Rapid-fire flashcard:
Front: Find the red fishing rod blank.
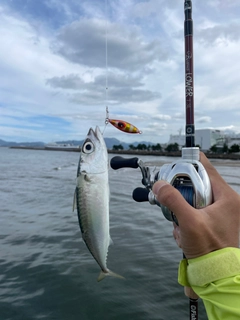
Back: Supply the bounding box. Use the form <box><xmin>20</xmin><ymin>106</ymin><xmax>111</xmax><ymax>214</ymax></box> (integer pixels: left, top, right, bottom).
<box><xmin>184</xmin><ymin>0</ymin><xmax>195</xmax><ymax>148</ymax></box>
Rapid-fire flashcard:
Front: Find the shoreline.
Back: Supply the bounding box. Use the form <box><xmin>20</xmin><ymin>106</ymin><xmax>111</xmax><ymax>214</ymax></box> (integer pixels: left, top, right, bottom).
<box><xmin>8</xmin><ymin>145</ymin><xmax>240</xmax><ymax>160</ymax></box>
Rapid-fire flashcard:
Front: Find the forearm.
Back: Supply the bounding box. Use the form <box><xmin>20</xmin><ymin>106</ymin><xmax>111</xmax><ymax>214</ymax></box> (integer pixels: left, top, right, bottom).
<box><xmin>178</xmin><ymin>248</ymin><xmax>240</xmax><ymax>320</ymax></box>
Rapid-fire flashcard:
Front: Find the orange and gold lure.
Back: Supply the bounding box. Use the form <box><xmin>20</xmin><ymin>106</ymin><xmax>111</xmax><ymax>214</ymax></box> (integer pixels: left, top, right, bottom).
<box><xmin>105</xmin><ymin>107</ymin><xmax>142</xmax><ymax>134</ymax></box>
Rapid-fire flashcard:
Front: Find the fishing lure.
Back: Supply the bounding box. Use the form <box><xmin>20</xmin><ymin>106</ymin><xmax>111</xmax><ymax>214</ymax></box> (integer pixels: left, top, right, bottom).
<box><xmin>105</xmin><ymin>107</ymin><xmax>142</xmax><ymax>134</ymax></box>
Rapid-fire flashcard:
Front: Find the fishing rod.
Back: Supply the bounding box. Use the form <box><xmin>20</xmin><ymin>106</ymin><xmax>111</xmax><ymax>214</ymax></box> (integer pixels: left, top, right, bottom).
<box><xmin>185</xmin><ymin>0</ymin><xmax>195</xmax><ymax>149</ymax></box>
<box><xmin>110</xmin><ymin>1</ymin><xmax>212</xmax><ymax>319</ymax></box>
<box><xmin>183</xmin><ymin>1</ymin><xmax>199</xmax><ymax>318</ymax></box>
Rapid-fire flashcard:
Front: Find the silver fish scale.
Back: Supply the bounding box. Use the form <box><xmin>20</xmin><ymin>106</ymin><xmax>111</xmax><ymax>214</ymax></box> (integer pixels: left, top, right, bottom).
<box><xmin>76</xmin><ymin>172</ymin><xmax>110</xmax><ymax>273</ymax></box>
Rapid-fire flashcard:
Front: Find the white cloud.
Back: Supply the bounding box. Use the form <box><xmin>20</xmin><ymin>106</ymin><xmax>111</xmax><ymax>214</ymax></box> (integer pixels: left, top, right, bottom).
<box><xmin>196</xmin><ymin>23</ymin><xmax>240</xmax><ymax>46</ymax></box>
<box><xmin>197</xmin><ymin>116</ymin><xmax>212</xmax><ymax>124</ymax></box>
<box><xmin>46</xmin><ymin>71</ymin><xmax>161</xmax><ymax>105</ymax></box>
<box><xmin>0</xmin><ymin>1</ymin><xmax>240</xmax><ymax>143</ymax></box>
<box><xmin>52</xmin><ymin>18</ymin><xmax>168</xmax><ymax>71</ymax></box>
<box><xmin>154</xmin><ymin>114</ymin><xmax>171</xmax><ymax>121</ymax></box>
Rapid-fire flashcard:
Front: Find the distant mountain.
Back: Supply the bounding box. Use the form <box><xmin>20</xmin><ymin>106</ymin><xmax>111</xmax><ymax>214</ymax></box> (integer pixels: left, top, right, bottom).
<box><xmin>0</xmin><ymin>139</ymin><xmax>15</xmax><ymax>147</ymax></box>
<box><xmin>0</xmin><ymin>139</ymin><xmax>45</xmax><ymax>147</ymax></box>
<box><xmin>0</xmin><ymin>138</ymin><xmax>154</xmax><ymax>149</ymax></box>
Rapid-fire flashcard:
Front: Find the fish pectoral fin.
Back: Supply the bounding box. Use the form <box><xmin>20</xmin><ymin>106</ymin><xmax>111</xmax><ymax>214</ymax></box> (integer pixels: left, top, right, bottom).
<box><xmin>97</xmin><ymin>269</ymin><xmax>125</xmax><ymax>282</ymax></box>
<box><xmin>73</xmin><ymin>189</ymin><xmax>77</xmax><ymax>212</ymax></box>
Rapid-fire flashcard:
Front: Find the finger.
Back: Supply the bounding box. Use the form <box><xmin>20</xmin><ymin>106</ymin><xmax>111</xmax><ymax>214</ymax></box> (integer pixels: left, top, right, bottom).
<box><xmin>200</xmin><ymin>152</ymin><xmax>221</xmax><ymax>180</ymax></box>
<box><xmin>152</xmin><ymin>181</ymin><xmax>196</xmax><ymax>224</ymax></box>
<box><xmin>173</xmin><ymin>223</ymin><xmax>182</xmax><ymax>248</ymax></box>
<box><xmin>200</xmin><ymin>152</ymin><xmax>233</xmax><ymax>199</ymax></box>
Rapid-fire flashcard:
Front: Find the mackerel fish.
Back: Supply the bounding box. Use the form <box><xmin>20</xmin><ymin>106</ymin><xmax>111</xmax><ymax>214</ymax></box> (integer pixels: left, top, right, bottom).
<box><xmin>73</xmin><ymin>126</ymin><xmax>123</xmax><ymax>281</ymax></box>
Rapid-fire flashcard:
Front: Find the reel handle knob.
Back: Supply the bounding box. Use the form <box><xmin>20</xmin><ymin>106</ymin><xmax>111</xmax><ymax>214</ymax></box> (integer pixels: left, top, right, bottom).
<box><xmin>132</xmin><ymin>187</ymin><xmax>149</xmax><ymax>202</ymax></box>
<box><xmin>110</xmin><ymin>156</ymin><xmax>139</xmax><ymax>170</ymax></box>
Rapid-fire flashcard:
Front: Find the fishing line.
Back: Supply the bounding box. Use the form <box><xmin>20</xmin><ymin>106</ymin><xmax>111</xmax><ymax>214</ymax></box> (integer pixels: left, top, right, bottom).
<box><xmin>102</xmin><ymin>0</ymin><xmax>109</xmax><ymax>136</ymax></box>
<box><xmin>101</xmin><ymin>2</ymin><xmax>141</xmax><ymax>136</ymax></box>
<box><xmin>105</xmin><ymin>0</ymin><xmax>109</xmax><ymax>110</ymax></box>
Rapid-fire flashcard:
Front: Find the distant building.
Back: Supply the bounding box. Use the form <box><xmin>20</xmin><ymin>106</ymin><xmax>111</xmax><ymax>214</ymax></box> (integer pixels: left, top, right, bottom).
<box><xmin>168</xmin><ymin>129</ymin><xmax>225</xmax><ymax>151</ymax></box>
<box><xmin>168</xmin><ymin>133</ymin><xmax>185</xmax><ymax>147</ymax></box>
<box><xmin>195</xmin><ymin>129</ymin><xmax>225</xmax><ymax>150</ymax></box>
<box><xmin>225</xmin><ymin>133</ymin><xmax>240</xmax><ymax>148</ymax></box>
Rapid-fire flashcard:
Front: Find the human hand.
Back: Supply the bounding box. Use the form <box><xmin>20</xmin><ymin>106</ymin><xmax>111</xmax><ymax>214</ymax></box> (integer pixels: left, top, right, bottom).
<box><xmin>152</xmin><ymin>152</ymin><xmax>240</xmax><ymax>259</ymax></box>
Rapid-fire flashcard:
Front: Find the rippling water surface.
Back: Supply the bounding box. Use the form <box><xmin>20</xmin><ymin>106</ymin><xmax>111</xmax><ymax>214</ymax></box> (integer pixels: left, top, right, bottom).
<box><xmin>1</xmin><ymin>148</ymin><xmax>239</xmax><ymax>320</ymax></box>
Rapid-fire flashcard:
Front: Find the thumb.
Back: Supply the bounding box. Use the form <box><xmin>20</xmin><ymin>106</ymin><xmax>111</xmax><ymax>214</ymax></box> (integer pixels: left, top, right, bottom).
<box><xmin>152</xmin><ymin>181</ymin><xmax>196</xmax><ymax>223</ymax></box>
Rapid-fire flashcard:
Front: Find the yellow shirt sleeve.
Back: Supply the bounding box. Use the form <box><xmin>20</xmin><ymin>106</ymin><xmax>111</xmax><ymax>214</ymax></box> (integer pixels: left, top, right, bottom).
<box><xmin>178</xmin><ymin>247</ymin><xmax>240</xmax><ymax>320</ymax></box>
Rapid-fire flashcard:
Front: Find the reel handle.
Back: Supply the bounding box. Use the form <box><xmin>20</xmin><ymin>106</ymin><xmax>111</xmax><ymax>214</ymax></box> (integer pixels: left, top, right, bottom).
<box><xmin>110</xmin><ymin>156</ymin><xmax>139</xmax><ymax>170</ymax></box>
<box><xmin>132</xmin><ymin>187</ymin><xmax>149</xmax><ymax>202</ymax></box>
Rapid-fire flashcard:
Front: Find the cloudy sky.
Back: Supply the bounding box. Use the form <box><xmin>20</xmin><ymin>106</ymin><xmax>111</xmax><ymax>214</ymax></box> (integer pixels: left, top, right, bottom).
<box><xmin>1</xmin><ymin>0</ymin><xmax>240</xmax><ymax>144</ymax></box>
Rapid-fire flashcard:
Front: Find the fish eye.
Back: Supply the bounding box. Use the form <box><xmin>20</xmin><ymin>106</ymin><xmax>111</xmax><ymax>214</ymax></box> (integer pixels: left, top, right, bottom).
<box><xmin>83</xmin><ymin>141</ymin><xmax>94</xmax><ymax>154</ymax></box>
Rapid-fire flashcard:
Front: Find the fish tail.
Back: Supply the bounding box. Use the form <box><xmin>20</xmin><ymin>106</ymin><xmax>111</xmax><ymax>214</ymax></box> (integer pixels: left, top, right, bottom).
<box><xmin>97</xmin><ymin>269</ymin><xmax>125</xmax><ymax>282</ymax></box>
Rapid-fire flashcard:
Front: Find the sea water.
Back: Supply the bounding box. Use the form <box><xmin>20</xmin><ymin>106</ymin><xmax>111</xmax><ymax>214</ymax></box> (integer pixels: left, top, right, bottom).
<box><xmin>0</xmin><ymin>147</ymin><xmax>239</xmax><ymax>320</ymax></box>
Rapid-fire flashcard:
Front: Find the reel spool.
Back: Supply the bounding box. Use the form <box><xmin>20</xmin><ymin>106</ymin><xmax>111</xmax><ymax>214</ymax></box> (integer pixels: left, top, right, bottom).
<box><xmin>176</xmin><ymin>185</ymin><xmax>194</xmax><ymax>207</ymax></box>
<box><xmin>172</xmin><ymin>183</ymin><xmax>194</xmax><ymax>224</ymax></box>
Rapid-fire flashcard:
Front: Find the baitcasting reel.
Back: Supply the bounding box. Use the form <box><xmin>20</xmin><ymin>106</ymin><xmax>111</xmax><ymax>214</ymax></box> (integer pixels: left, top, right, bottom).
<box><xmin>110</xmin><ymin>147</ymin><xmax>212</xmax><ymax>224</ymax></box>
